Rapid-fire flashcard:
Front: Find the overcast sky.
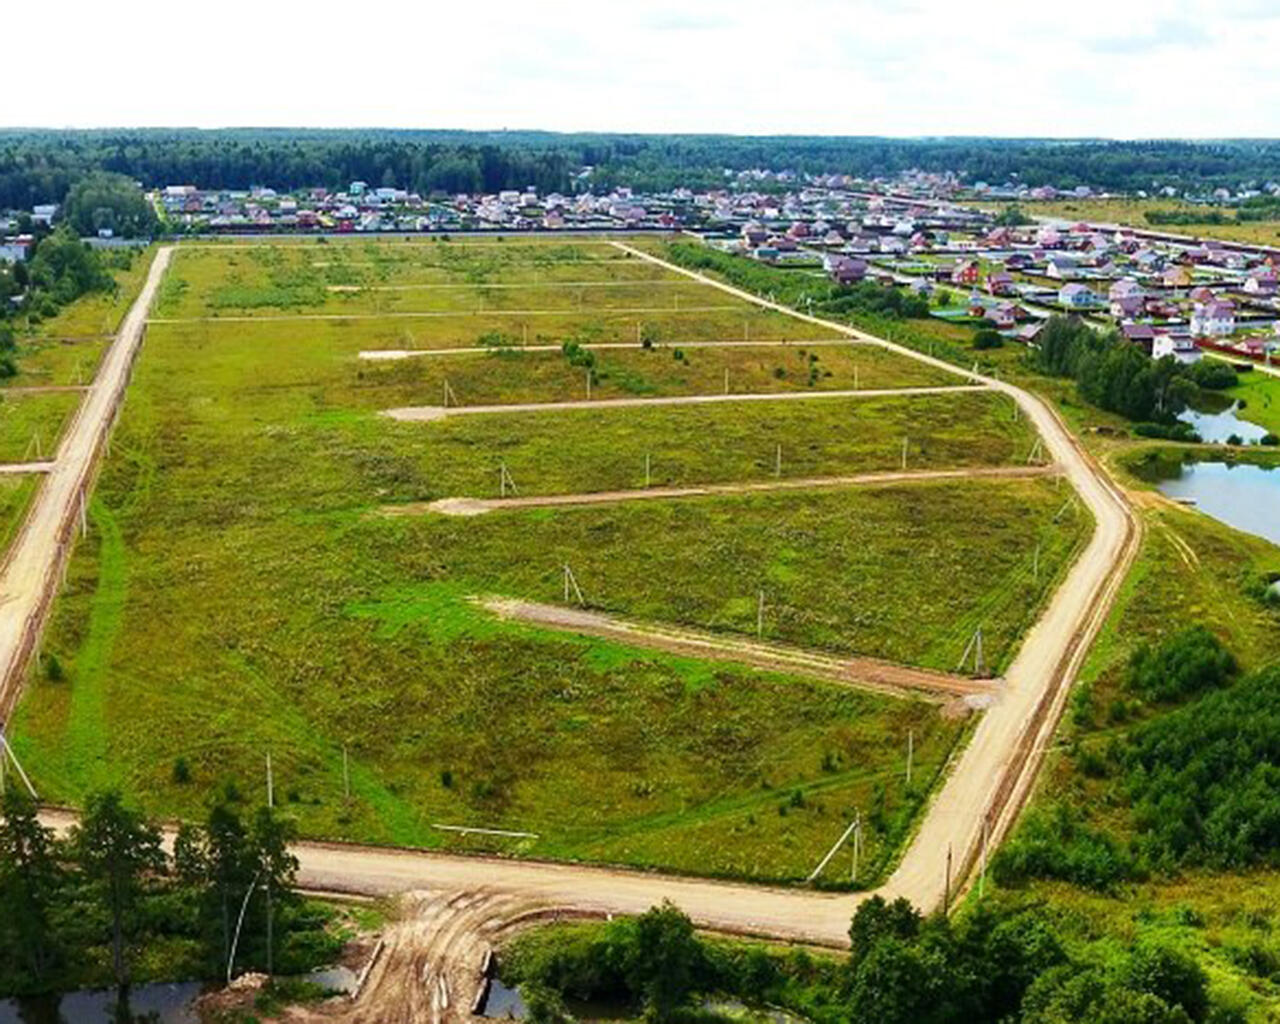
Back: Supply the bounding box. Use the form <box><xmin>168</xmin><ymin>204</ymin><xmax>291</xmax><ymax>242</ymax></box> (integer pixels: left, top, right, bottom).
<box><xmin>6</xmin><ymin>0</ymin><xmax>1278</xmax><ymax>137</ymax></box>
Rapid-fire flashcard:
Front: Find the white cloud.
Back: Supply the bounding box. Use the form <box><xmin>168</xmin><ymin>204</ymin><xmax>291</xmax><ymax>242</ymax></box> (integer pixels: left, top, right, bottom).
<box><xmin>2</xmin><ymin>0</ymin><xmax>1279</xmax><ymax>137</ymax></box>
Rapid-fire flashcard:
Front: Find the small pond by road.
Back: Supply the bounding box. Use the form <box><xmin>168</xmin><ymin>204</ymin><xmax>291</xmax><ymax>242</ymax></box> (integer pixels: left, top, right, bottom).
<box><xmin>1148</xmin><ymin>460</ymin><xmax>1280</xmax><ymax>546</ymax></box>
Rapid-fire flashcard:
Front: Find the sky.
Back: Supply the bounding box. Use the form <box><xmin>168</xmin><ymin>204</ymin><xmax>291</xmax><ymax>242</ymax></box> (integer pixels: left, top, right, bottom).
<box><xmin>6</xmin><ymin>0</ymin><xmax>1280</xmax><ymax>137</ymax></box>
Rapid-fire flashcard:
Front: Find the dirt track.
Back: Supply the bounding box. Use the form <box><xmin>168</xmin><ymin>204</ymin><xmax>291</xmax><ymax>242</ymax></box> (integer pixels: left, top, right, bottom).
<box><xmin>388</xmin><ymin>464</ymin><xmax>1058</xmax><ymax>517</ymax></box>
<box><xmin>382</xmin><ymin>383</ymin><xmax>987</xmax><ymax>422</ymax></box>
<box><xmin>0</xmin><ymin>246</ymin><xmax>172</xmax><ymax>723</ymax></box>
<box><xmin>480</xmin><ymin>597</ymin><xmax>995</xmax><ymax>701</ymax></box>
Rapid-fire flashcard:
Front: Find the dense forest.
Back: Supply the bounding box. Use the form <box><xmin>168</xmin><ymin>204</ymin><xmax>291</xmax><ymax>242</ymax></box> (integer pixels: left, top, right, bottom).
<box><xmin>5</xmin><ymin>130</ymin><xmax>1280</xmax><ymax>208</ymax></box>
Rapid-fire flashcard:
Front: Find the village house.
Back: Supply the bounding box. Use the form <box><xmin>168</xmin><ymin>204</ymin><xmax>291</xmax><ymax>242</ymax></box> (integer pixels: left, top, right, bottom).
<box><xmin>1046</xmin><ymin>256</ymin><xmax>1079</xmax><ymax>280</ymax></box>
<box><xmin>1059</xmin><ymin>283</ymin><xmax>1099</xmax><ymax>309</ymax></box>
<box><xmin>1191</xmin><ymin>298</ymin><xmax>1236</xmax><ymax>337</ymax></box>
<box><xmin>987</xmin><ymin>271</ymin><xmax>1015</xmax><ymax>296</ymax></box>
<box><xmin>825</xmin><ymin>255</ymin><xmax>868</xmax><ymax>285</ymax></box>
<box><xmin>1245</xmin><ymin>269</ymin><xmax>1278</xmax><ymax>296</ymax></box>
<box><xmin>1153</xmin><ymin>335</ymin><xmax>1203</xmax><ymax>364</ymax></box>
<box><xmin>951</xmin><ymin>259</ymin><xmax>981</xmax><ymax>285</ymax></box>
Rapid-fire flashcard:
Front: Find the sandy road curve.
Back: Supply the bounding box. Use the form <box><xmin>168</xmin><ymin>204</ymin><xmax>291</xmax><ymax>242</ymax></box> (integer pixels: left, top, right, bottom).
<box><xmin>0</xmin><ymin>246</ymin><xmax>173</xmax><ymax>723</ymax></box>
<box><xmin>387</xmin><ymin>465</ymin><xmax>1058</xmax><ymax>517</ymax></box>
<box><xmin>382</xmin><ymin>383</ymin><xmax>987</xmax><ymax>422</ymax></box>
<box><xmin>14</xmin><ymin>240</ymin><xmax>1136</xmax><ymax>959</ymax></box>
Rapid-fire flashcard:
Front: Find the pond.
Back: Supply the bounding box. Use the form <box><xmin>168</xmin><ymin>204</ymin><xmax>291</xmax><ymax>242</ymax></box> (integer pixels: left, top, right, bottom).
<box><xmin>0</xmin><ymin>966</ymin><xmax>357</xmax><ymax>1024</ymax></box>
<box><xmin>1177</xmin><ymin>400</ymin><xmax>1271</xmax><ymax>445</ymax></box>
<box><xmin>0</xmin><ymin>981</ymin><xmax>203</xmax><ymax>1024</ymax></box>
<box><xmin>1148</xmin><ymin>460</ymin><xmax>1280</xmax><ymax>546</ymax></box>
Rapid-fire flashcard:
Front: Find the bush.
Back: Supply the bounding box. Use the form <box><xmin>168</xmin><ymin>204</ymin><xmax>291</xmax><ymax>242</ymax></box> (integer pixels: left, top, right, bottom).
<box><xmin>1127</xmin><ymin>626</ymin><xmax>1237</xmax><ymax>702</ymax></box>
<box><xmin>973</xmin><ymin>329</ymin><xmax>1005</xmax><ymax>350</ymax></box>
<box><xmin>991</xmin><ymin>804</ymin><xmax>1133</xmax><ymax>891</ymax></box>
<box><xmin>1185</xmin><ymin>360</ymin><xmax>1238</xmax><ymax>390</ymax></box>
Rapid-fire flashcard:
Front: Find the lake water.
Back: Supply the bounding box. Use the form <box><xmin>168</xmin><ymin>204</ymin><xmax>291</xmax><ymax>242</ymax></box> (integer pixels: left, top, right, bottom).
<box><xmin>1151</xmin><ymin>461</ymin><xmax>1280</xmax><ymax>545</ymax></box>
<box><xmin>1177</xmin><ymin>401</ymin><xmax>1271</xmax><ymax>444</ymax></box>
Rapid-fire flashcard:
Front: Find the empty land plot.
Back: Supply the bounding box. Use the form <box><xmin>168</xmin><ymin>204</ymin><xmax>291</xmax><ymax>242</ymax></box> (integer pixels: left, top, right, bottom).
<box><xmin>0</xmin><ymin>390</ymin><xmax>83</xmax><ymax>462</ymax></box>
<box><xmin>399</xmin><ymin>478</ymin><xmax>1087</xmax><ymax>674</ymax></box>
<box><xmin>150</xmin><ymin>303</ymin><xmax>841</xmax><ymax>354</ymax></box>
<box><xmin>161</xmin><ymin>241</ymin><xmax>668</xmax><ymax>317</ymax></box>
<box><xmin>1</xmin><ymin>336</ymin><xmax>106</xmax><ymax>390</ymax></box>
<box><xmin>353</xmin><ymin>343</ymin><xmax>963</xmax><ymax>409</ymax></box>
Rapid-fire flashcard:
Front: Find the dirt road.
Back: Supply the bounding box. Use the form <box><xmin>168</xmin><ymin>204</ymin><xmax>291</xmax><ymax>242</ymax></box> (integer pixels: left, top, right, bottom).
<box><xmin>382</xmin><ymin>383</ymin><xmax>986</xmax><ymax>422</ymax></box>
<box><xmin>388</xmin><ymin>465</ymin><xmax>1058</xmax><ymax>517</ymax></box>
<box><xmin>0</xmin><ymin>247</ymin><xmax>172</xmax><ymax>722</ymax></box>
<box><xmin>480</xmin><ymin>597</ymin><xmax>995</xmax><ymax>701</ymax></box>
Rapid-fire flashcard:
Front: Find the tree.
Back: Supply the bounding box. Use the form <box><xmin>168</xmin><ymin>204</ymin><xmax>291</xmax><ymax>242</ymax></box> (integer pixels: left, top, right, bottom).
<box><xmin>70</xmin><ymin>790</ymin><xmax>163</xmax><ymax>987</ymax></box>
<box><xmin>251</xmin><ymin>806</ymin><xmax>298</xmax><ymax>976</ymax></box>
<box><xmin>622</xmin><ymin>901</ymin><xmax>700</xmax><ymax>1022</ymax></box>
<box><xmin>0</xmin><ymin>788</ymin><xmax>63</xmax><ymax>986</ymax></box>
<box><xmin>849</xmin><ymin>896</ymin><xmax>921</xmax><ymax>968</ymax></box>
<box><xmin>62</xmin><ymin>172</ymin><xmax>157</xmax><ymax>238</ymax></box>
<box><xmin>202</xmin><ymin>800</ymin><xmax>255</xmax><ymax>969</ymax></box>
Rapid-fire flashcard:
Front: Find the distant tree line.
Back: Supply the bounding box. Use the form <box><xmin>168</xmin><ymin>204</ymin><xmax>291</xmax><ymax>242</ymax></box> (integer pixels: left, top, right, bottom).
<box><xmin>5</xmin><ymin>131</ymin><xmax>1280</xmax><ymax>210</ymax></box>
<box><xmin>504</xmin><ymin>896</ymin><xmax>1231</xmax><ymax>1024</ymax></box>
<box><xmin>0</xmin><ymin>786</ymin><xmax>339</xmax><ymax>1000</ymax></box>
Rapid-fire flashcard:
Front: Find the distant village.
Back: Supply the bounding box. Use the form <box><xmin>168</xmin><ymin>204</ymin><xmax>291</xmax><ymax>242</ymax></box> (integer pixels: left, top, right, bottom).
<box><xmin>4</xmin><ymin>170</ymin><xmax>1280</xmax><ymax>370</ymax></box>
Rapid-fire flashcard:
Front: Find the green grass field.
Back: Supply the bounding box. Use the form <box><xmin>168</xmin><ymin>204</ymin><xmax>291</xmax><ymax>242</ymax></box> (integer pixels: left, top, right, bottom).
<box><xmin>8</xmin><ymin>238</ymin><xmax>1080</xmax><ymax>883</ymax></box>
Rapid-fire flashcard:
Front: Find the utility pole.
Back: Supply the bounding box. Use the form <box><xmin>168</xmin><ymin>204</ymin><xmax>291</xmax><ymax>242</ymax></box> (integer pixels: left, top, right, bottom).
<box><xmin>1033</xmin><ymin>543</ymin><xmax>1040</xmax><ymax>581</ymax></box>
<box><xmin>906</xmin><ymin>730</ymin><xmax>914</xmax><ymax>787</ymax></box>
<box><xmin>585</xmin><ymin>368</ymin><xmax>592</xmax><ymax>400</ymax></box>
<box><xmin>757</xmin><ymin>589</ymin><xmax>765</xmax><ymax>638</ymax></box>
<box><xmin>342</xmin><ymin>745</ymin><xmax>351</xmax><ymax>801</ymax></box>
<box><xmin>266</xmin><ymin>752</ymin><xmax>274</xmax><ymax>809</ymax></box>
<box><xmin>775</xmin><ymin>443</ymin><xmax>782</xmax><ymax>478</ymax></box>
<box><xmin>724</xmin><ymin>367</ymin><xmax>729</xmax><ymax>394</ymax></box>
<box><xmin>851</xmin><ymin>814</ymin><xmax>861</xmax><ymax>884</ymax></box>
<box><xmin>901</xmin><ymin>436</ymin><xmax>908</xmax><ymax>470</ymax></box>
<box><xmin>563</xmin><ymin>564</ymin><xmax>586</xmax><ymax>606</ymax></box>
<box><xmin>644</xmin><ymin>453</ymin><xmax>651</xmax><ymax>488</ymax></box>
<box><xmin>0</xmin><ymin>732</ymin><xmax>37</xmax><ymax>800</ymax></box>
